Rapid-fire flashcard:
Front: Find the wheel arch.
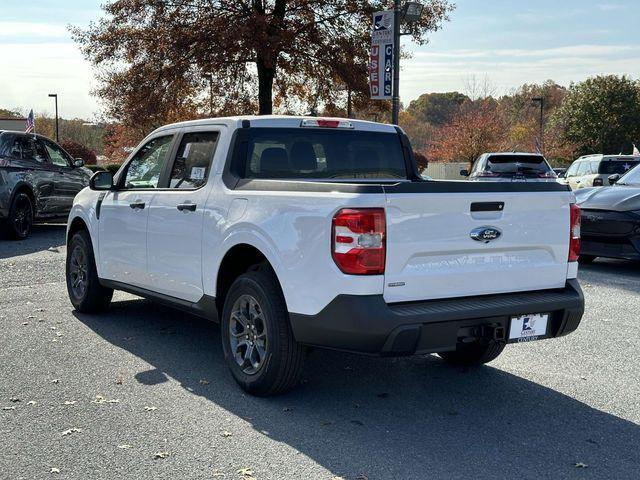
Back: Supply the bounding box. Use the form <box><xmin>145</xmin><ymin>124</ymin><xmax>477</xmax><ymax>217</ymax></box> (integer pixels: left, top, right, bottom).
<box><xmin>11</xmin><ymin>183</ymin><xmax>36</xmax><ymax>211</ymax></box>
<box><xmin>215</xmin><ymin>243</ymin><xmax>286</xmax><ymax>314</ymax></box>
<box><xmin>67</xmin><ymin>216</ymin><xmax>89</xmax><ymax>244</ymax></box>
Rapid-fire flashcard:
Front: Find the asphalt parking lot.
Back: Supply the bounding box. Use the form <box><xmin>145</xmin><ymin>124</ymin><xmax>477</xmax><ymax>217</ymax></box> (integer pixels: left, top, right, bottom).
<box><xmin>1</xmin><ymin>225</ymin><xmax>639</xmax><ymax>480</ymax></box>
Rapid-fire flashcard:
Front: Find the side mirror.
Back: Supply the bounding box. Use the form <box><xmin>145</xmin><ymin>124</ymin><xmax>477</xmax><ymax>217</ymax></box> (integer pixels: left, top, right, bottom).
<box><xmin>608</xmin><ymin>174</ymin><xmax>621</xmax><ymax>185</ymax></box>
<box><xmin>74</xmin><ymin>158</ymin><xmax>85</xmax><ymax>168</ymax></box>
<box><xmin>460</xmin><ymin>169</ymin><xmax>470</xmax><ymax>177</ymax></box>
<box><xmin>90</xmin><ymin>171</ymin><xmax>114</xmax><ymax>191</ymax></box>
<box><xmin>557</xmin><ymin>171</ymin><xmax>566</xmax><ymax>179</ymax></box>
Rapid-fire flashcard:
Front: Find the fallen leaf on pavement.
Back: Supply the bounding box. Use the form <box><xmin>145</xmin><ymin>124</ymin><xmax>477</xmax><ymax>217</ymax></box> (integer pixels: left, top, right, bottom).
<box><xmin>51</xmin><ymin>379</ymin><xmax>60</xmax><ymax>384</ymax></box>
<box><xmin>48</xmin><ymin>247</ymin><xmax>60</xmax><ymax>253</ymax></box>
<box><xmin>144</xmin><ymin>406</ymin><xmax>158</xmax><ymax>412</ymax></box>
<box><xmin>61</xmin><ymin>428</ymin><xmax>82</xmax><ymax>436</ymax></box>
<box><xmin>9</xmin><ymin>397</ymin><xmax>20</xmax><ymax>403</ymax></box>
<box><xmin>21</xmin><ymin>322</ymin><xmax>29</xmax><ymax>326</ymax></box>
<box><xmin>212</xmin><ymin>470</ymin><xmax>225</xmax><ymax>477</ymax></box>
<box><xmin>574</xmin><ymin>462</ymin><xmax>588</xmax><ymax>468</ymax></box>
<box><xmin>282</xmin><ymin>407</ymin><xmax>293</xmax><ymax>412</ymax></box>
<box><xmin>118</xmin><ymin>444</ymin><xmax>133</xmax><ymax>449</ymax></box>
<box><xmin>237</xmin><ymin>467</ymin><xmax>254</xmax><ymax>477</ymax></box>
<box><xmin>154</xmin><ymin>451</ymin><xmax>170</xmax><ymax>459</ymax></box>
<box><xmin>2</xmin><ymin>406</ymin><xmax>16</xmax><ymax>411</ymax></box>
<box><xmin>50</xmin><ymin>467</ymin><xmax>60</xmax><ymax>474</ymax></box>
<box><xmin>199</xmin><ymin>379</ymin><xmax>210</xmax><ymax>385</ymax></box>
<box><xmin>356</xmin><ymin>474</ymin><xmax>369</xmax><ymax>480</ymax></box>
<box><xmin>221</xmin><ymin>431</ymin><xmax>233</xmax><ymax>438</ymax></box>
<box><xmin>93</xmin><ymin>395</ymin><xmax>119</xmax><ymax>404</ymax></box>
<box><xmin>62</xmin><ymin>401</ymin><xmax>76</xmax><ymax>406</ymax></box>
<box><xmin>27</xmin><ymin>401</ymin><xmax>36</xmax><ymax>406</ymax></box>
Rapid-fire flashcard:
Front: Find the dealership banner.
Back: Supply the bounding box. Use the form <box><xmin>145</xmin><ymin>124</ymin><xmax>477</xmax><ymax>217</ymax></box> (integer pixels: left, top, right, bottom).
<box><xmin>369</xmin><ymin>10</ymin><xmax>394</xmax><ymax>100</ymax></box>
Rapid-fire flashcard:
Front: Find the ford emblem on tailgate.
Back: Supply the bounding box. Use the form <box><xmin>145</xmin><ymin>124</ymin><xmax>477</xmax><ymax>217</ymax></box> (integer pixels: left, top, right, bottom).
<box><xmin>470</xmin><ymin>226</ymin><xmax>502</xmax><ymax>243</ymax></box>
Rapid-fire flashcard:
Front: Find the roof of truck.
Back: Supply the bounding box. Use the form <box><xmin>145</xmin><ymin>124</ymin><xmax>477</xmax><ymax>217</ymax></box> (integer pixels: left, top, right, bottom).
<box><xmin>151</xmin><ymin>115</ymin><xmax>398</xmax><ymax>135</ymax></box>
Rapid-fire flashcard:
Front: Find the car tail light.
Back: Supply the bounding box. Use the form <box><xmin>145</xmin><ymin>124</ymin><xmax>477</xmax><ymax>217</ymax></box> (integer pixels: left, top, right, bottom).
<box><xmin>569</xmin><ymin>204</ymin><xmax>581</xmax><ymax>262</ymax></box>
<box><xmin>593</xmin><ymin>177</ymin><xmax>604</xmax><ymax>186</ymax></box>
<box><xmin>332</xmin><ymin>208</ymin><xmax>386</xmax><ymax>275</ymax></box>
<box><xmin>538</xmin><ymin>171</ymin><xmax>557</xmax><ymax>178</ymax></box>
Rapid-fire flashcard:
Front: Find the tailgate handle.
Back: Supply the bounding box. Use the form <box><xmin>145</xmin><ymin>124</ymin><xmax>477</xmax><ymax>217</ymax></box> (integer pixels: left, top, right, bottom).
<box><xmin>471</xmin><ymin>202</ymin><xmax>504</xmax><ymax>212</ymax></box>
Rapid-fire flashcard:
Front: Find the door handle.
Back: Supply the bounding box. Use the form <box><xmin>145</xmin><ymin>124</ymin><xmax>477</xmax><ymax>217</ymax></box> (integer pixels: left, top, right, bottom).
<box><xmin>177</xmin><ymin>203</ymin><xmax>197</xmax><ymax>212</ymax></box>
<box><xmin>129</xmin><ymin>201</ymin><xmax>146</xmax><ymax>210</ymax></box>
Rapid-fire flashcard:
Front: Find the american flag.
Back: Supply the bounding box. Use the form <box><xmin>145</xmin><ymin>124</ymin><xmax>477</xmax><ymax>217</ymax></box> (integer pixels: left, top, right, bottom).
<box><xmin>25</xmin><ymin>109</ymin><xmax>35</xmax><ymax>133</ymax></box>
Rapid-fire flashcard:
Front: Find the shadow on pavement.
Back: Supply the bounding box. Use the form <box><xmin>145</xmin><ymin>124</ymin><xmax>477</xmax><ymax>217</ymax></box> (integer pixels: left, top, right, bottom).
<box><xmin>75</xmin><ymin>298</ymin><xmax>640</xmax><ymax>479</ymax></box>
<box><xmin>0</xmin><ymin>223</ymin><xmax>66</xmax><ymax>260</ymax></box>
<box><xmin>579</xmin><ymin>258</ymin><xmax>640</xmax><ymax>295</ymax></box>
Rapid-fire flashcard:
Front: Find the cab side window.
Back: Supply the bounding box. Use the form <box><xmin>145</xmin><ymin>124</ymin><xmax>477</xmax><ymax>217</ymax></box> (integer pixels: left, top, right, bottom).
<box><xmin>42</xmin><ymin>139</ymin><xmax>72</xmax><ymax>167</ymax></box>
<box><xmin>122</xmin><ymin>136</ymin><xmax>173</xmax><ymax>189</ymax></box>
<box><xmin>169</xmin><ymin>131</ymin><xmax>219</xmax><ymax>189</ymax></box>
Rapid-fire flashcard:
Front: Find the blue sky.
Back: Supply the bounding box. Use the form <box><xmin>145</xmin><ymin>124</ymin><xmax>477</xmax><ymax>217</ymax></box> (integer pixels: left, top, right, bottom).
<box><xmin>1</xmin><ymin>0</ymin><xmax>639</xmax><ymax>119</ymax></box>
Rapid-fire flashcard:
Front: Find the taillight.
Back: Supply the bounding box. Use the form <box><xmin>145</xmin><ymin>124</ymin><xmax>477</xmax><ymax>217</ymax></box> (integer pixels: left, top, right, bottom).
<box><xmin>332</xmin><ymin>208</ymin><xmax>386</xmax><ymax>275</ymax></box>
<box><xmin>301</xmin><ymin>118</ymin><xmax>354</xmax><ymax>129</ymax></box>
<box><xmin>593</xmin><ymin>178</ymin><xmax>604</xmax><ymax>187</ymax></box>
<box><xmin>538</xmin><ymin>171</ymin><xmax>557</xmax><ymax>178</ymax></box>
<box><xmin>569</xmin><ymin>204</ymin><xmax>581</xmax><ymax>262</ymax></box>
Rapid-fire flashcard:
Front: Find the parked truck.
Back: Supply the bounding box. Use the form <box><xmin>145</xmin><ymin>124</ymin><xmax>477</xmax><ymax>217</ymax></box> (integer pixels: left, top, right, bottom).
<box><xmin>65</xmin><ymin>116</ymin><xmax>585</xmax><ymax>396</ymax></box>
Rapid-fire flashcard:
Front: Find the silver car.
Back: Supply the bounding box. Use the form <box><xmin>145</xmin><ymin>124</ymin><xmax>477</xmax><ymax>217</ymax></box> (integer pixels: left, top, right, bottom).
<box><xmin>461</xmin><ymin>152</ymin><xmax>557</xmax><ymax>182</ymax></box>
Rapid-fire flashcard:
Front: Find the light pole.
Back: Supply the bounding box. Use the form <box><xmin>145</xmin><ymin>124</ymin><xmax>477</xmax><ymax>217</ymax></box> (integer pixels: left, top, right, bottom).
<box><xmin>48</xmin><ymin>94</ymin><xmax>59</xmax><ymax>142</ymax></box>
<box><xmin>202</xmin><ymin>74</ymin><xmax>214</xmax><ymax>117</ymax></box>
<box><xmin>532</xmin><ymin>96</ymin><xmax>544</xmax><ymax>153</ymax></box>
<box><xmin>391</xmin><ymin>1</ymin><xmax>424</xmax><ymax>125</ymax></box>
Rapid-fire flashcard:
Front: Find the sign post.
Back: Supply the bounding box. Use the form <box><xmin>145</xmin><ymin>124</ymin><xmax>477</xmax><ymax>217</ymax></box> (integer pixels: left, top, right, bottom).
<box><xmin>369</xmin><ymin>10</ymin><xmax>394</xmax><ymax>102</ymax></box>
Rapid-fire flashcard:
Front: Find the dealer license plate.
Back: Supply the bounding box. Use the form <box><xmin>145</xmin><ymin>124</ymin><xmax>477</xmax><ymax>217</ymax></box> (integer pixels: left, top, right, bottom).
<box><xmin>508</xmin><ymin>313</ymin><xmax>549</xmax><ymax>343</ymax></box>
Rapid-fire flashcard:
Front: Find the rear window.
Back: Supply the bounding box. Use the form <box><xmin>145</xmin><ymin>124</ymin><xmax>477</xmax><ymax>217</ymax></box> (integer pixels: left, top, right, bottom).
<box><xmin>599</xmin><ymin>159</ymin><xmax>640</xmax><ymax>175</ymax></box>
<box><xmin>486</xmin><ymin>155</ymin><xmax>551</xmax><ymax>174</ymax></box>
<box><xmin>241</xmin><ymin>128</ymin><xmax>407</xmax><ymax>180</ymax></box>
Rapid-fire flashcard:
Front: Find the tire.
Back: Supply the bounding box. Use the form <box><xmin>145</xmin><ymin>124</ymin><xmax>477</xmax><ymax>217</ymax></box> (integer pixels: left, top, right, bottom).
<box><xmin>438</xmin><ymin>340</ymin><xmax>506</xmax><ymax>367</ymax></box>
<box><xmin>221</xmin><ymin>270</ymin><xmax>305</xmax><ymax>396</ymax></box>
<box><xmin>4</xmin><ymin>192</ymin><xmax>34</xmax><ymax>240</ymax></box>
<box><xmin>578</xmin><ymin>255</ymin><xmax>597</xmax><ymax>265</ymax></box>
<box><xmin>66</xmin><ymin>230</ymin><xmax>113</xmax><ymax>313</ymax></box>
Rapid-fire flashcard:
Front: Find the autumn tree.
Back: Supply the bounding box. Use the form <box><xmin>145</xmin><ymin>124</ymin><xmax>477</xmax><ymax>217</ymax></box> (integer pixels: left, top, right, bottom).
<box><xmin>72</xmin><ymin>0</ymin><xmax>453</xmax><ymax>132</ymax></box>
<box><xmin>406</xmin><ymin>91</ymin><xmax>469</xmax><ymax>126</ymax></box>
<box><xmin>428</xmin><ymin>100</ymin><xmax>504</xmax><ymax>165</ymax></box>
<box><xmin>60</xmin><ymin>140</ymin><xmax>98</xmax><ymax>165</ymax></box>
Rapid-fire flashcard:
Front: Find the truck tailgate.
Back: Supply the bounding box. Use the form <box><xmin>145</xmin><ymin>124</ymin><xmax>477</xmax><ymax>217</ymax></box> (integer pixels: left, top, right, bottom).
<box><xmin>382</xmin><ymin>183</ymin><xmax>573</xmax><ymax>303</ymax></box>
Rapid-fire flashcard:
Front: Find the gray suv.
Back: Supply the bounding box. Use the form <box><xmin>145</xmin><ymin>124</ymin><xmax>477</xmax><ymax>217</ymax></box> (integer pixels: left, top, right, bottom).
<box><xmin>0</xmin><ymin>131</ymin><xmax>92</xmax><ymax>239</ymax></box>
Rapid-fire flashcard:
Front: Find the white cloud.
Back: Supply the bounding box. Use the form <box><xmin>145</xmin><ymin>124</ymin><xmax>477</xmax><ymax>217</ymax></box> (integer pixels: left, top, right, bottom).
<box><xmin>0</xmin><ymin>21</ymin><xmax>68</xmax><ymax>38</ymax></box>
<box><xmin>0</xmin><ymin>43</ymin><xmax>99</xmax><ymax>119</ymax></box>
<box><xmin>402</xmin><ymin>44</ymin><xmax>640</xmax><ymax>101</ymax></box>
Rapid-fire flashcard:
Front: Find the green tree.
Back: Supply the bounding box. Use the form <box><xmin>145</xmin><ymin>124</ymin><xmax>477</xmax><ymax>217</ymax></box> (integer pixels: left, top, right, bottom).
<box><xmin>553</xmin><ymin>75</ymin><xmax>640</xmax><ymax>156</ymax></box>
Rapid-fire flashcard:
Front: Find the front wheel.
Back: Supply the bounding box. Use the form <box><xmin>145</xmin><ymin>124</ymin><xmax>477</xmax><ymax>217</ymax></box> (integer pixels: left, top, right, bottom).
<box><xmin>438</xmin><ymin>340</ymin><xmax>506</xmax><ymax>367</ymax></box>
<box><xmin>221</xmin><ymin>270</ymin><xmax>305</xmax><ymax>396</ymax></box>
<box><xmin>66</xmin><ymin>230</ymin><xmax>113</xmax><ymax>313</ymax></box>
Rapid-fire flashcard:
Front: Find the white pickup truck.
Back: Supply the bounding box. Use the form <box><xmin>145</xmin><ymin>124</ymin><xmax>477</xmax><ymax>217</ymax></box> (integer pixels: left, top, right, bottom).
<box><xmin>65</xmin><ymin>116</ymin><xmax>584</xmax><ymax>396</ymax></box>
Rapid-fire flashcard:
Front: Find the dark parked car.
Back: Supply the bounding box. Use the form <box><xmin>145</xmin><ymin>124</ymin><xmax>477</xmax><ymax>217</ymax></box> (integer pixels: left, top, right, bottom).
<box><xmin>574</xmin><ymin>164</ymin><xmax>640</xmax><ymax>263</ymax></box>
<box><xmin>0</xmin><ymin>131</ymin><xmax>92</xmax><ymax>239</ymax></box>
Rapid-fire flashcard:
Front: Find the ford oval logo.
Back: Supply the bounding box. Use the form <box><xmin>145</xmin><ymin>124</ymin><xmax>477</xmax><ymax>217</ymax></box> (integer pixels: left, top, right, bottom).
<box><xmin>470</xmin><ymin>226</ymin><xmax>502</xmax><ymax>243</ymax></box>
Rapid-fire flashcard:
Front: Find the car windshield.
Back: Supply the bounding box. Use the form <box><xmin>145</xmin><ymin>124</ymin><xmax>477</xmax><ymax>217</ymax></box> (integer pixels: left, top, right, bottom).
<box><xmin>599</xmin><ymin>159</ymin><xmax>640</xmax><ymax>175</ymax></box>
<box><xmin>485</xmin><ymin>155</ymin><xmax>553</xmax><ymax>175</ymax></box>
<box><xmin>242</xmin><ymin>128</ymin><xmax>407</xmax><ymax>180</ymax></box>
<box><xmin>616</xmin><ymin>164</ymin><xmax>640</xmax><ymax>186</ymax></box>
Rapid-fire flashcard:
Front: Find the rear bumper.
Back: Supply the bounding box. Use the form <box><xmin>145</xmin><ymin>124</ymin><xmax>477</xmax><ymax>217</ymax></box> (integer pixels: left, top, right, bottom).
<box><xmin>289</xmin><ymin>280</ymin><xmax>584</xmax><ymax>356</ymax></box>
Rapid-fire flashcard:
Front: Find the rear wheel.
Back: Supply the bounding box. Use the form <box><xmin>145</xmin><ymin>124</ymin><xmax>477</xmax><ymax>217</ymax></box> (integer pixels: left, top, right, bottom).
<box><xmin>66</xmin><ymin>230</ymin><xmax>113</xmax><ymax>312</ymax></box>
<box><xmin>221</xmin><ymin>270</ymin><xmax>305</xmax><ymax>396</ymax></box>
<box><xmin>5</xmin><ymin>192</ymin><xmax>34</xmax><ymax>240</ymax></box>
<box><xmin>578</xmin><ymin>255</ymin><xmax>596</xmax><ymax>265</ymax></box>
<box><xmin>438</xmin><ymin>340</ymin><xmax>506</xmax><ymax>367</ymax></box>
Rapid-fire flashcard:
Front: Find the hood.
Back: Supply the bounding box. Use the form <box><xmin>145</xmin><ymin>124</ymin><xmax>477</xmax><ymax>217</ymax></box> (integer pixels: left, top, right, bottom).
<box><xmin>574</xmin><ymin>185</ymin><xmax>640</xmax><ymax>212</ymax></box>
